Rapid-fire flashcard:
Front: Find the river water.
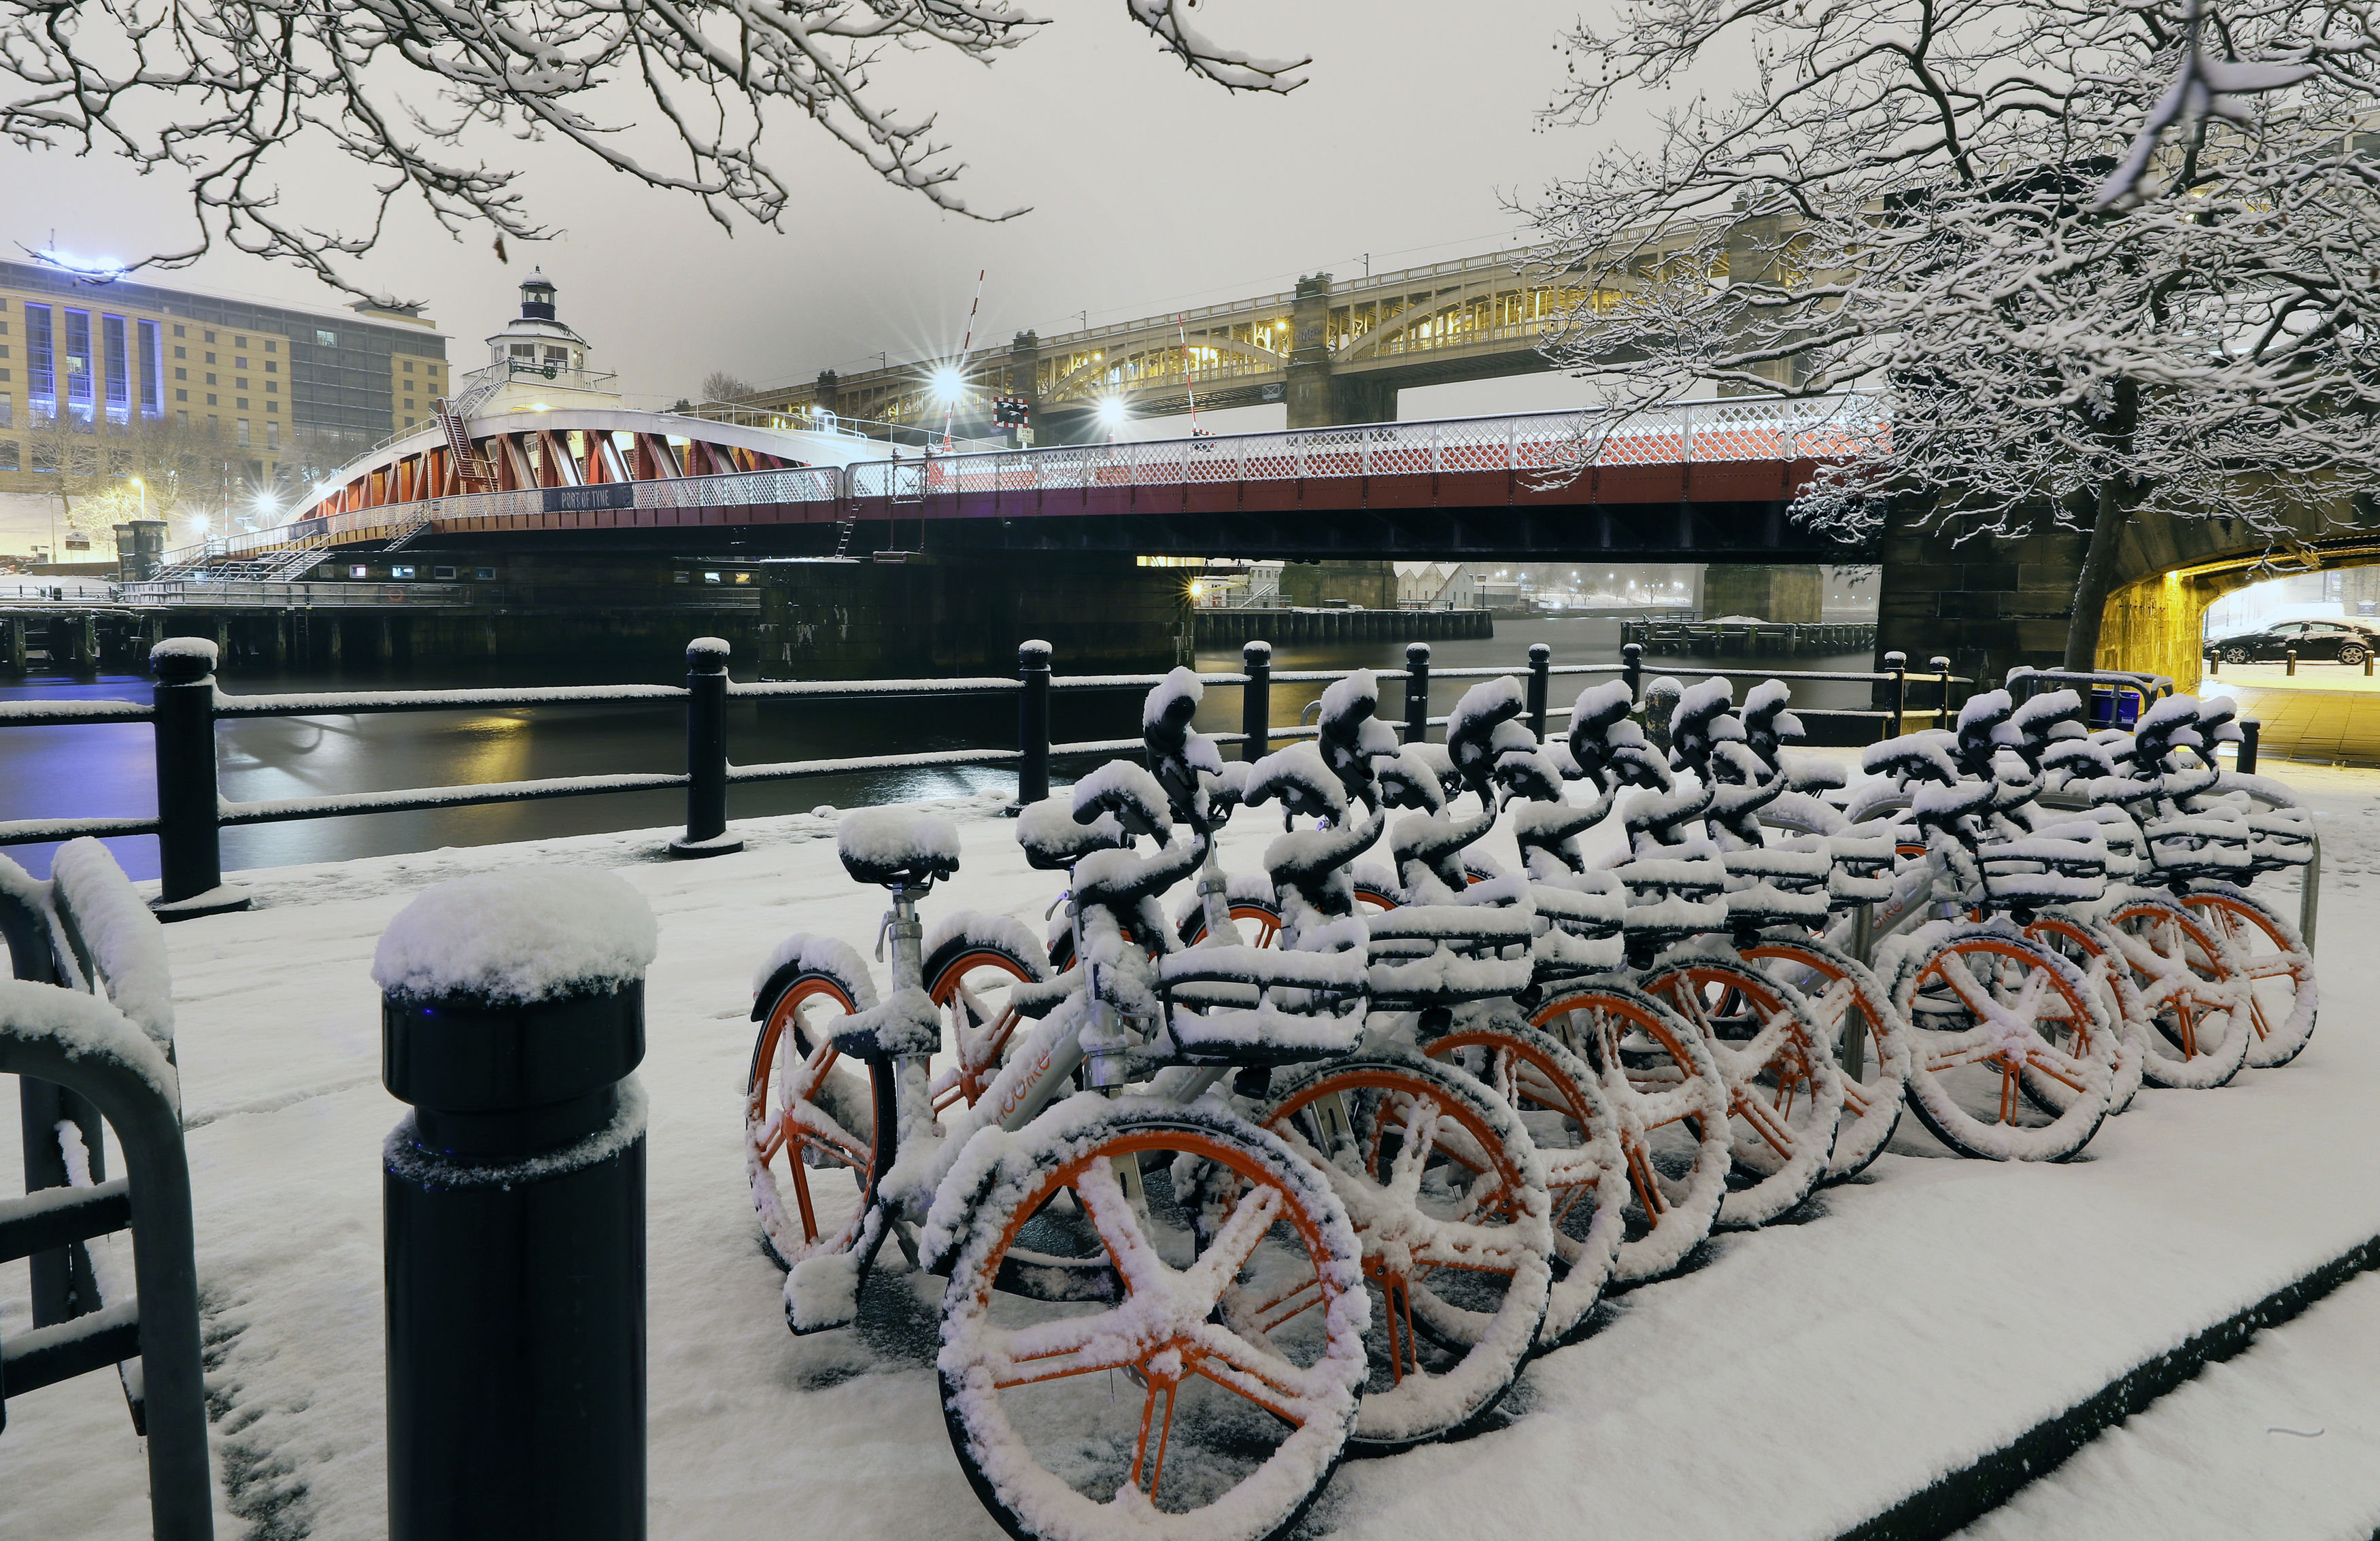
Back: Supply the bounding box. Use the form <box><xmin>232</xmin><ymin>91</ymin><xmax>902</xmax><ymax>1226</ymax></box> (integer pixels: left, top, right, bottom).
<box><xmin>0</xmin><ymin>617</ymin><xmax>1872</xmax><ymax>880</ymax></box>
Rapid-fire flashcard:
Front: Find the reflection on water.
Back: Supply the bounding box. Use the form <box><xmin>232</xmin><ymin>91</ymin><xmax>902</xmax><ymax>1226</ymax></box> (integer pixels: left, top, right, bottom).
<box><xmin>0</xmin><ymin>618</ymin><xmax>1871</xmax><ymax>879</ymax></box>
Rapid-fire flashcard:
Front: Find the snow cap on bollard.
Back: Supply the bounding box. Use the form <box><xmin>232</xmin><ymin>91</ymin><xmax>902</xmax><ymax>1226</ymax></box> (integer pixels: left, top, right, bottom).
<box><xmin>686</xmin><ymin>636</ymin><xmax>730</xmax><ymax>671</ymax></box>
<box><xmin>149</xmin><ymin>635</ymin><xmax>217</xmax><ymax>681</ymax></box>
<box><xmin>1018</xmin><ymin>637</ymin><xmax>1052</xmax><ymax>667</ymax></box>
<box><xmin>374</xmin><ymin>865</ymin><xmax>656</xmax><ymax>1007</ymax></box>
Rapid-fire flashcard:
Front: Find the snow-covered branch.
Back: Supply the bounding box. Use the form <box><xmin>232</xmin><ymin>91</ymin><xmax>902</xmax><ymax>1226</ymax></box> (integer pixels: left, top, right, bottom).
<box><xmin>0</xmin><ymin>0</ymin><xmax>1305</xmax><ymax>297</ymax></box>
<box><xmin>1526</xmin><ymin>0</ymin><xmax>2380</xmax><ymax>663</ymax></box>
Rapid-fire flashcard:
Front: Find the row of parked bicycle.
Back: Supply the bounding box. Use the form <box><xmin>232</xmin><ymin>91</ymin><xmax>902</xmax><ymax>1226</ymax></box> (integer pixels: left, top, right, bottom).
<box><xmin>740</xmin><ymin>663</ymin><xmax>2318</xmax><ymax>1541</ymax></box>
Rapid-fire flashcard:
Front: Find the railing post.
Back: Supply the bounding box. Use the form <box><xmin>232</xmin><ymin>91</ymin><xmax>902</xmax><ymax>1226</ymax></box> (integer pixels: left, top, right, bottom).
<box><xmin>1404</xmin><ymin>641</ymin><xmax>1431</xmax><ymax>744</ymax></box>
<box><xmin>1015</xmin><ymin>639</ymin><xmax>1052</xmax><ymax>807</ymax></box>
<box><xmin>379</xmin><ymin>868</ymin><xmax>652</xmax><ymax>1541</ymax></box>
<box><xmin>1882</xmin><ymin>649</ymin><xmax>1907</xmax><ymax>742</ymax></box>
<box><xmin>1241</xmin><ymin>640</ymin><xmax>1272</xmax><ymax>762</ymax></box>
<box><xmin>148</xmin><ymin>638</ymin><xmax>248</xmax><ymax>919</ymax></box>
<box><xmin>1526</xmin><ymin>642</ymin><xmax>1550</xmax><ymax>741</ymax></box>
<box><xmin>1931</xmin><ymin>655</ymin><xmax>1953</xmax><ymax>729</ymax></box>
<box><xmin>668</xmin><ymin>637</ymin><xmax>741</xmax><ymax>858</ymax></box>
<box><xmin>2238</xmin><ymin>719</ymin><xmax>2260</xmax><ymax>775</ymax></box>
<box><xmin>1622</xmin><ymin>641</ymin><xmax>1643</xmax><ymax>705</ymax></box>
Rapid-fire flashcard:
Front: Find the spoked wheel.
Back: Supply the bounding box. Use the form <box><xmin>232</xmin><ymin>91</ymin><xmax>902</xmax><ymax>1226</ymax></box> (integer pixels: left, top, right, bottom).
<box><xmin>1179</xmin><ymin>901</ymin><xmax>1286</xmax><ymax>949</ymax></box>
<box><xmin>1421</xmin><ymin>1007</ymin><xmax>1627</xmax><ymax>1347</ymax></box>
<box><xmin>2176</xmin><ymin>883</ymin><xmax>2317</xmax><ymax>1068</ymax></box>
<box><xmin>937</xmin><ymin>1101</ymin><xmax>1365</xmax><ymax>1541</ymax></box>
<box><xmin>2020</xmin><ymin>911</ymin><xmax>2147</xmax><ymax>1113</ymax></box>
<box><xmin>923</xmin><ymin>922</ymin><xmax>1047</xmax><ymax>1114</ymax></box>
<box><xmin>1737</xmin><ymin>932</ymin><xmax>1914</xmax><ymax>1183</ymax></box>
<box><xmin>1890</xmin><ymin>920</ymin><xmax>2113</xmax><ymax>1162</ymax></box>
<box><xmin>1529</xmin><ymin>981</ymin><xmax>1730</xmax><ymax>1283</ymax></box>
<box><xmin>1259</xmin><ymin>1049</ymin><xmax>1553</xmax><ymax>1451</ymax></box>
<box><xmin>747</xmin><ymin>957</ymin><xmax>887</xmax><ymax>1270</ymax></box>
<box><xmin>1639</xmin><ymin>958</ymin><xmax>1843</xmax><ymax>1227</ymax></box>
<box><xmin>2095</xmin><ymin>894</ymin><xmax>2250</xmax><ymax>1090</ymax></box>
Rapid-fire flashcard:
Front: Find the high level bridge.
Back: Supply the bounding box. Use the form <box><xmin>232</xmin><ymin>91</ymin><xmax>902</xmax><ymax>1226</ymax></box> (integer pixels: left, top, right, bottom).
<box><xmin>729</xmin><ymin>244</ymin><xmax>1690</xmax><ymax>440</ymax></box>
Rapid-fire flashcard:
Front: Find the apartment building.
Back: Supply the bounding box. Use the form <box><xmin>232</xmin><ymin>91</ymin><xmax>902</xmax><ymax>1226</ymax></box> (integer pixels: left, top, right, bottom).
<box><xmin>0</xmin><ymin>258</ymin><xmax>449</xmax><ymax>499</ymax></box>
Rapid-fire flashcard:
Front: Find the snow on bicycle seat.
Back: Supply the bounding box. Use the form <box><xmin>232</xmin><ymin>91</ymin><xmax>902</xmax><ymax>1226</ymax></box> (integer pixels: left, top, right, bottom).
<box><xmin>1013</xmin><ymin>798</ymin><xmax>1126</xmax><ymax>872</ymax></box>
<box><xmin>836</xmin><ymin>807</ymin><xmax>962</xmax><ymax>887</ymax></box>
<box><xmin>1158</xmin><ymin>934</ymin><xmax>1370</xmax><ymax>1064</ymax></box>
<box><xmin>1071</xmin><ymin>760</ymin><xmax>1174</xmax><ymax>839</ymax></box>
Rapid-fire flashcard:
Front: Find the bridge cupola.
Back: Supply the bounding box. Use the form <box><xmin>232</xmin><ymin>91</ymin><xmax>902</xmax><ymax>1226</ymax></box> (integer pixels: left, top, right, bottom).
<box><xmin>482</xmin><ymin>267</ymin><xmax>596</xmax><ymax>381</ymax></box>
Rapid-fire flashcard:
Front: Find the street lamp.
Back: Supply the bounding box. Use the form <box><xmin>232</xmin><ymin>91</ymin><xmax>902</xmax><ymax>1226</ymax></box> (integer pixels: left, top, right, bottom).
<box><xmin>1097</xmin><ymin>397</ymin><xmax>1128</xmax><ymax>441</ymax></box>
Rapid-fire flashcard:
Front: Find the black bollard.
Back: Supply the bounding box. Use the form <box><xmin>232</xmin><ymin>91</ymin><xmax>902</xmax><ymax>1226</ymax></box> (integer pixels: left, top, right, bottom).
<box><xmin>2239</xmin><ymin>719</ymin><xmax>2260</xmax><ymax>775</ymax></box>
<box><xmin>1931</xmin><ymin>655</ymin><xmax>1953</xmax><ymax>729</ymax></box>
<box><xmin>1526</xmin><ymin>642</ymin><xmax>1550</xmax><ymax>741</ymax></box>
<box><xmin>1404</xmin><ymin>642</ymin><xmax>1431</xmax><ymax>745</ymax></box>
<box><xmin>1242</xmin><ymin>640</ymin><xmax>1272</xmax><ymax>761</ymax></box>
<box><xmin>149</xmin><ymin>638</ymin><xmax>248</xmax><ymax>919</ymax></box>
<box><xmin>669</xmin><ymin>637</ymin><xmax>743</xmax><ymax>858</ymax></box>
<box><xmin>1621</xmin><ymin>641</ymin><xmax>1643</xmax><ymax>705</ymax></box>
<box><xmin>1882</xmin><ymin>650</ymin><xmax>1908</xmax><ymax>742</ymax></box>
<box><xmin>1013</xmin><ymin>639</ymin><xmax>1052</xmax><ymax>809</ymax></box>
<box><xmin>378</xmin><ymin>868</ymin><xmax>653</xmax><ymax>1541</ymax></box>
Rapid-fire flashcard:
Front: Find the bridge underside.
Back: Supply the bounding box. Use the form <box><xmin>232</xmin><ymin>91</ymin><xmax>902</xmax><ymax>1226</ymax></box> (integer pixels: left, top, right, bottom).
<box><xmin>394</xmin><ymin>495</ymin><xmax>1865</xmax><ymax>565</ymax></box>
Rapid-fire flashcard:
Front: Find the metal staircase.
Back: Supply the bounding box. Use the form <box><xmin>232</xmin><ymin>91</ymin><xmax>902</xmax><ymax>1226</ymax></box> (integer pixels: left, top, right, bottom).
<box><xmin>381</xmin><ymin>509</ymin><xmax>436</xmax><ymax>553</ymax></box>
<box><xmin>432</xmin><ymin>394</ymin><xmax>496</xmax><ymax>490</ymax></box>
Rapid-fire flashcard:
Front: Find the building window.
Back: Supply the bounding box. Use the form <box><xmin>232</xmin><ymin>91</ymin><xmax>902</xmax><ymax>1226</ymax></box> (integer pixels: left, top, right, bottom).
<box><xmin>174</xmin><ymin>367</ymin><xmax>186</xmax><ymax>381</ymax></box>
<box><xmin>390</xmin><ymin>564</ymin><xmax>416</xmax><ymax>579</ymax></box>
<box><xmin>674</xmin><ymin>571</ymin><xmax>690</xmax><ymax>583</ymax></box>
<box><xmin>138</xmin><ymin>318</ymin><xmax>162</xmax><ymax>419</ymax></box>
<box><xmin>267</xmin><ymin>401</ymin><xmax>278</xmax><ymax>413</ymax></box>
<box><xmin>267</xmin><ymin>421</ymin><xmax>279</xmax><ymax>449</ymax></box>
<box><xmin>236</xmin><ymin>397</ymin><xmax>249</xmax><ymax>410</ymax></box>
<box><xmin>204</xmin><ymin>352</ymin><xmax>215</xmax><ymax>364</ymax></box>
<box><xmin>237</xmin><ymin>419</ymin><xmax>250</xmax><ymax>445</ymax></box>
<box><xmin>265</xmin><ymin>360</ymin><xmax>276</xmax><ymax>373</ymax></box>
<box><xmin>702</xmin><ymin>570</ymin><xmax>723</xmax><ymax>584</ymax></box>
<box><xmin>350</xmin><ymin>564</ymin><xmax>369</xmax><ymax>578</ymax></box>
<box><xmin>316</xmin><ymin>328</ymin><xmax>336</xmax><ymax>346</ymax></box>
<box><xmin>63</xmin><ymin>309</ymin><xmax>92</xmax><ymax>422</ymax></box>
<box><xmin>433</xmin><ymin>565</ymin><xmax>456</xmax><ymax>580</ymax></box>
<box><xmin>234</xmin><ymin>335</ymin><xmax>246</xmax><ymax>348</ymax></box>
<box><xmin>405</xmin><ymin>399</ymin><xmax>415</xmax><ymax>410</ymax></box>
<box><xmin>0</xmin><ymin>441</ymin><xmax>15</xmax><ymax>471</ymax></box>
<box><xmin>267</xmin><ymin>380</ymin><xmax>277</xmax><ymax>393</ymax></box>
<box><xmin>176</xmin><ymin>409</ymin><xmax>188</xmax><ymax>426</ymax></box>
<box><xmin>265</xmin><ymin>340</ymin><xmax>275</xmax><ymax>352</ymax></box>
<box><xmin>404</xmin><ymin>359</ymin><xmax>415</xmax><ymax>373</ymax></box>
<box><xmin>475</xmin><ymin>567</ymin><xmax>495</xmax><ymax>579</ymax></box>
<box><xmin>24</xmin><ymin>303</ymin><xmax>52</xmax><ymax>419</ymax></box>
<box><xmin>205</xmin><ymin>330</ymin><xmax>216</xmax><ymax>343</ymax></box>
<box><xmin>175</xmin><ymin>389</ymin><xmax>187</xmax><ymax>402</ymax></box>
<box><xmin>206</xmin><ymin>393</ymin><xmax>217</xmax><ymax>406</ymax></box>
<box><xmin>0</xmin><ymin>400</ymin><xmax>9</xmax><ymax>426</ymax></box>
<box><xmin>100</xmin><ymin>314</ymin><xmax>129</xmax><ymax>424</ymax></box>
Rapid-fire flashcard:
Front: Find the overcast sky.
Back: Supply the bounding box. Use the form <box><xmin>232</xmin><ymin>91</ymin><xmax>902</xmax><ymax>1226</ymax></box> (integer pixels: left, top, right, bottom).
<box><xmin>9</xmin><ymin>1</ymin><xmax>1654</xmax><ymax>425</ymax></box>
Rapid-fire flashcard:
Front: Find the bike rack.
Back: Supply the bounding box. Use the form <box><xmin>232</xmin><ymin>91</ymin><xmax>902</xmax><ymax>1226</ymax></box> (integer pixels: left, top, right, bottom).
<box><xmin>2008</xmin><ymin>668</ymin><xmax>2173</xmax><ymax>731</ymax></box>
<box><xmin>1</xmin><ymin>845</ymin><xmax>215</xmax><ymax>1540</ymax></box>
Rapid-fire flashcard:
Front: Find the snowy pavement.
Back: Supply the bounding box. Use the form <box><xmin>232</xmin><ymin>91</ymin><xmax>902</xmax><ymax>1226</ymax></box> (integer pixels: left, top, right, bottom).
<box><xmin>6</xmin><ymin>768</ymin><xmax>2380</xmax><ymax>1540</ymax></box>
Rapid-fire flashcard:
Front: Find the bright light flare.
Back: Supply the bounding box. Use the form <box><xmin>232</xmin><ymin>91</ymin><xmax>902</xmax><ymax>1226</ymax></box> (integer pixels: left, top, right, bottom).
<box><xmin>930</xmin><ymin>367</ymin><xmax>967</xmax><ymax>405</ymax></box>
<box><xmin>1097</xmin><ymin>397</ymin><xmax>1129</xmax><ymax>428</ymax></box>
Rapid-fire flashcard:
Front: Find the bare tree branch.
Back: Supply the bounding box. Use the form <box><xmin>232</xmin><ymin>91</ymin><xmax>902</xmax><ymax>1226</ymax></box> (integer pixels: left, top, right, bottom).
<box><xmin>0</xmin><ymin>0</ymin><xmax>1307</xmax><ymax>297</ymax></box>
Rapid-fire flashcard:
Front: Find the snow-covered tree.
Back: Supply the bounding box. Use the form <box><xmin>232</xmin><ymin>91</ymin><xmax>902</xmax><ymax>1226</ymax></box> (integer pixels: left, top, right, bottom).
<box><xmin>0</xmin><ymin>1</ymin><xmax>1302</xmax><ymax>297</ymax></box>
<box><xmin>701</xmin><ymin>371</ymin><xmax>758</xmax><ymax>404</ymax></box>
<box><xmin>1529</xmin><ymin>0</ymin><xmax>2380</xmax><ymax>668</ymax></box>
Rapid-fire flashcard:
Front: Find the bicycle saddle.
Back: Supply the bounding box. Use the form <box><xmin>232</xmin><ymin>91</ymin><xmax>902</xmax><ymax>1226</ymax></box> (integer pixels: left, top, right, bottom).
<box><xmin>837</xmin><ymin>807</ymin><xmax>962</xmax><ymax>887</ymax></box>
<box><xmin>1014</xmin><ymin>798</ymin><xmax>1125</xmax><ymax>873</ymax></box>
<box><xmin>1072</xmin><ymin>760</ymin><xmax>1175</xmax><ymax>840</ymax></box>
<box><xmin>1446</xmin><ymin>677</ymin><xmax>1527</xmax><ymax>798</ymax></box>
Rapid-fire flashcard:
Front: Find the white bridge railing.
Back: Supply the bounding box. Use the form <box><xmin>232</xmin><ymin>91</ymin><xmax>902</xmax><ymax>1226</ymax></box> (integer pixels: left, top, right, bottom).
<box><xmin>165</xmin><ymin>396</ymin><xmax>1882</xmax><ymax>571</ymax></box>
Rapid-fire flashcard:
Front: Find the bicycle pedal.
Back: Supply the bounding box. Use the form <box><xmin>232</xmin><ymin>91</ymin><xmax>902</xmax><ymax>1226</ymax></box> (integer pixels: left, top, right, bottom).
<box><xmin>783</xmin><ymin>1252</ymin><xmax>863</xmax><ymax>1335</ymax></box>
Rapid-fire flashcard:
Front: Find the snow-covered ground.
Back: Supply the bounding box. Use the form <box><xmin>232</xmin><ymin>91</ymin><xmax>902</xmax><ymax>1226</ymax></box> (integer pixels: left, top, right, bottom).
<box><xmin>6</xmin><ymin>766</ymin><xmax>2380</xmax><ymax>1540</ymax></box>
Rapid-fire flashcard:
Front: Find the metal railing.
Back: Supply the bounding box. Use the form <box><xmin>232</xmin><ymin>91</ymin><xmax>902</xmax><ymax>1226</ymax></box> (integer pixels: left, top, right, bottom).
<box><xmin>2</xmin><ymin>850</ymin><xmax>214</xmax><ymax>1536</ymax></box>
<box><xmin>118</xmin><ymin>579</ymin><xmax>477</xmax><ymax>608</ymax></box>
<box><xmin>0</xmin><ymin>634</ymin><xmax>1971</xmax><ymax>911</ymax></box>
